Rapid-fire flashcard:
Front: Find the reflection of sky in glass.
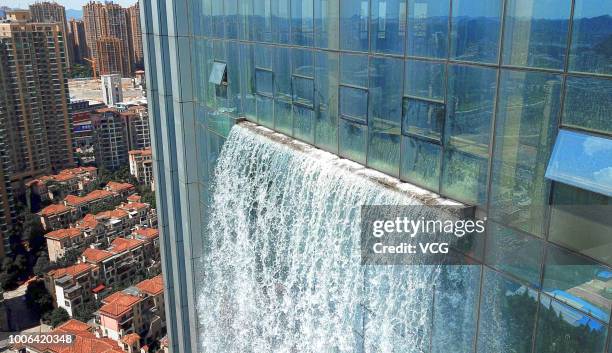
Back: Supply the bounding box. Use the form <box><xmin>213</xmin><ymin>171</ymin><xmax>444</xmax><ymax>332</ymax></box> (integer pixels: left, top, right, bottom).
<box><xmin>546</xmin><ymin>130</ymin><xmax>612</xmax><ymax>197</ymax></box>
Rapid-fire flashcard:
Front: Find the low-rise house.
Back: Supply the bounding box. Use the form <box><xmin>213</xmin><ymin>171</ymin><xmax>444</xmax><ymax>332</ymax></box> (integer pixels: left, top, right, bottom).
<box><xmin>128</xmin><ymin>149</ymin><xmax>154</xmax><ymax>191</ymax></box>
<box><xmin>27</xmin><ymin>167</ymin><xmax>98</xmax><ymax>203</ymax></box>
<box><xmin>45</xmin><ymin>228</ymin><xmax>84</xmax><ymax>262</ymax></box>
<box><xmin>20</xmin><ymin>319</ymin><xmax>126</xmax><ymax>353</ymax></box>
<box><xmin>46</xmin><ymin>263</ymin><xmax>100</xmax><ymax>317</ymax></box>
<box><xmin>131</xmin><ymin>228</ymin><xmax>161</xmax><ymax>276</ymax></box>
<box><xmin>105</xmin><ymin>181</ymin><xmax>136</xmax><ymax>199</ymax></box>
<box><xmin>39</xmin><ymin>204</ymin><xmax>75</xmax><ymax>230</ymax></box>
<box><xmin>96</xmin><ymin>276</ymin><xmax>165</xmax><ymax>346</ymax></box>
<box><xmin>64</xmin><ymin>189</ymin><xmax>117</xmax><ymax>217</ymax></box>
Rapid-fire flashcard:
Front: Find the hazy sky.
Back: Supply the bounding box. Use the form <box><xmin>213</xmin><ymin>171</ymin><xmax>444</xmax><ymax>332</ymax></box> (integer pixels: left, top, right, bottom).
<box><xmin>6</xmin><ymin>0</ymin><xmax>136</xmax><ymax>11</ymax></box>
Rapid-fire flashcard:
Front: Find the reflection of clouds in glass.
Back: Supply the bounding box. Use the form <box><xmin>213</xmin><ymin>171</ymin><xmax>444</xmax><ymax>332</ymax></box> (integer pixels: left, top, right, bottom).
<box><xmin>593</xmin><ymin>167</ymin><xmax>612</xmax><ymax>186</ymax></box>
<box><xmin>583</xmin><ymin>136</ymin><xmax>612</xmax><ymax>156</ymax></box>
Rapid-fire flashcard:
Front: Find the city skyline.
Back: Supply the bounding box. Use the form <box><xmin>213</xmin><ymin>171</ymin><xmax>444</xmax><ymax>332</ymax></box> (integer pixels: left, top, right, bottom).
<box><xmin>10</xmin><ymin>0</ymin><xmax>136</xmax><ymax>12</ymax></box>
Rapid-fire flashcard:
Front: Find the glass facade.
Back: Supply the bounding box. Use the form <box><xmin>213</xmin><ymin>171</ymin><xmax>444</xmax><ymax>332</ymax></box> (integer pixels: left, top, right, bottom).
<box><xmin>140</xmin><ymin>0</ymin><xmax>612</xmax><ymax>352</ymax></box>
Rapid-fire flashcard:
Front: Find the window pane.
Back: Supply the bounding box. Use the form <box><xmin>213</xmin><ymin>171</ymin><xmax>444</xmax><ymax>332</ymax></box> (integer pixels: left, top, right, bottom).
<box><xmin>441</xmin><ymin>147</ymin><xmax>489</xmax><ymax>206</ymax></box>
<box><xmin>292</xmin><ymin>48</ymin><xmax>314</xmax><ymax>77</ymax></box>
<box><xmin>340</xmin><ymin>0</ymin><xmax>369</xmax><ymax>52</ymax></box>
<box><xmin>485</xmin><ymin>222</ymin><xmax>544</xmax><ymax>286</ymax></box>
<box><xmin>274</xmin><ymin>99</ymin><xmax>293</xmax><ymax>135</ymax></box>
<box><xmin>339</xmin><ymin>86</ymin><xmax>368</xmax><ymax>123</ymax></box>
<box><xmin>502</xmin><ymin>0</ymin><xmax>570</xmax><ymax>69</ymax></box>
<box><xmin>370</xmin><ymin>0</ymin><xmax>407</xmax><ymax>54</ymax></box>
<box><xmin>543</xmin><ymin>244</ymin><xmax>612</xmax><ymax>322</ymax></box>
<box><xmin>477</xmin><ymin>268</ymin><xmax>538</xmax><ymax>353</ymax></box>
<box><xmin>368</xmin><ymin>120</ymin><xmax>401</xmax><ymax>176</ymax></box>
<box><xmin>368</xmin><ymin>57</ymin><xmax>403</xmax><ymax>176</ymax></box>
<box><xmin>569</xmin><ymin>1</ymin><xmax>612</xmax><ymax>75</ymax></box>
<box><xmin>562</xmin><ymin>77</ymin><xmax>612</xmax><ymax>135</ymax></box>
<box><xmin>293</xmin><ymin>76</ymin><xmax>314</xmax><ymax>106</ymax></box>
<box><xmin>255</xmin><ymin>44</ymin><xmax>273</xmax><ymax>69</ymax></box>
<box><xmin>402</xmin><ymin>98</ymin><xmax>444</xmax><ymax>140</ymax></box>
<box><xmin>445</xmin><ymin>64</ymin><xmax>496</xmax><ymax>161</ymax></box>
<box><xmin>251</xmin><ymin>0</ymin><xmax>273</xmax><ymax>42</ymax></box>
<box><xmin>314</xmin><ymin>0</ymin><xmax>340</xmax><ymax>49</ymax></box>
<box><xmin>407</xmin><ymin>0</ymin><xmax>449</xmax><ymax>58</ymax></box>
<box><xmin>274</xmin><ymin>47</ymin><xmax>292</xmax><ymax>99</ymax></box>
<box><xmin>209</xmin><ymin>62</ymin><xmax>227</xmax><ymax>85</ymax></box>
<box><xmin>400</xmin><ymin>136</ymin><xmax>441</xmax><ymax>191</ymax></box>
<box><xmin>293</xmin><ymin>105</ymin><xmax>315</xmax><ymax>143</ymax></box>
<box><xmin>314</xmin><ymin>51</ymin><xmax>339</xmax><ymax>152</ymax></box>
<box><xmin>339</xmin><ymin>118</ymin><xmax>367</xmax><ymax>164</ymax></box>
<box><xmin>450</xmin><ymin>0</ymin><xmax>502</xmax><ymax>63</ymax></box>
<box><xmin>545</xmin><ymin>130</ymin><xmax>612</xmax><ymax>197</ymax></box>
<box><xmin>490</xmin><ymin>70</ymin><xmax>562</xmax><ymax>237</ymax></box>
<box><xmin>211</xmin><ymin>0</ymin><xmax>224</xmax><ymax>38</ymax></box>
<box><xmin>291</xmin><ymin>0</ymin><xmax>314</xmax><ymax>46</ymax></box>
<box><xmin>404</xmin><ymin>59</ymin><xmax>445</xmax><ymax>101</ymax></box>
<box><xmin>430</xmin><ymin>266</ymin><xmax>481</xmax><ymax>353</ymax></box>
<box><xmin>255</xmin><ymin>69</ymin><xmax>273</xmax><ymax>96</ymax></box>
<box><xmin>225</xmin><ymin>0</ymin><xmax>239</xmax><ymax>39</ymax></box>
<box><xmin>535</xmin><ymin>295</ymin><xmax>608</xmax><ymax>353</ymax></box>
<box><xmin>549</xmin><ymin>184</ymin><xmax>612</xmax><ymax>266</ymax></box>
<box><xmin>272</xmin><ymin>0</ymin><xmax>291</xmax><ymax>43</ymax></box>
<box><xmin>256</xmin><ymin>94</ymin><xmax>274</xmax><ymax>128</ymax></box>
<box><xmin>340</xmin><ymin>53</ymin><xmax>369</xmax><ymax>87</ymax></box>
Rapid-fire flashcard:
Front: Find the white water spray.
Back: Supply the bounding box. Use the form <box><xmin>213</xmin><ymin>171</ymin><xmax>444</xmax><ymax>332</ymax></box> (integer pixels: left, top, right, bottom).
<box><xmin>197</xmin><ymin>124</ymin><xmax>459</xmax><ymax>353</ymax></box>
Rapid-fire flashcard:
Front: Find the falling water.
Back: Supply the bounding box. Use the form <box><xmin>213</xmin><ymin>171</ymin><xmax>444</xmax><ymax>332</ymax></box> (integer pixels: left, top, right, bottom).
<box><xmin>197</xmin><ymin>124</ymin><xmax>458</xmax><ymax>353</ymax></box>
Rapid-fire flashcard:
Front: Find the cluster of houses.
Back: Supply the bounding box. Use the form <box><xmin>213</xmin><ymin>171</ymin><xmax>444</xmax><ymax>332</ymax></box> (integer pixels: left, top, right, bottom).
<box><xmin>22</xmin><ymin>167</ymin><xmax>167</xmax><ymax>352</ymax></box>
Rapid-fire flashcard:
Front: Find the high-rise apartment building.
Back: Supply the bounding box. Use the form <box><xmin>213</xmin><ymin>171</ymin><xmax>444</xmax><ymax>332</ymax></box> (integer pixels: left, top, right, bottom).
<box><xmin>127</xmin><ymin>3</ymin><xmax>143</xmax><ymax>69</ymax></box>
<box><xmin>83</xmin><ymin>1</ymin><xmax>134</xmax><ymax>77</ymax></box>
<box><xmin>97</xmin><ymin>37</ymin><xmax>128</xmax><ymax>76</ymax></box>
<box><xmin>141</xmin><ymin>1</ymin><xmax>612</xmax><ymax>352</ymax></box>
<box><xmin>0</xmin><ymin>13</ymin><xmax>74</xmax><ymax>180</ymax></box>
<box><xmin>101</xmin><ymin>74</ymin><xmax>123</xmax><ymax>106</ymax></box>
<box><xmin>68</xmin><ymin>18</ymin><xmax>87</xmax><ymax>64</ymax></box>
<box><xmin>121</xmin><ymin>105</ymin><xmax>150</xmax><ymax>150</ymax></box>
<box><xmin>91</xmin><ymin>108</ymin><xmax>128</xmax><ymax>170</ymax></box>
<box><xmin>29</xmin><ymin>1</ymin><xmax>73</xmax><ymax>69</ymax></box>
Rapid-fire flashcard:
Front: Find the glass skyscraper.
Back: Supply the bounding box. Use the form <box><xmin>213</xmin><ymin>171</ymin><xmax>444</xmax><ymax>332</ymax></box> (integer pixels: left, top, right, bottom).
<box><xmin>140</xmin><ymin>0</ymin><xmax>612</xmax><ymax>352</ymax></box>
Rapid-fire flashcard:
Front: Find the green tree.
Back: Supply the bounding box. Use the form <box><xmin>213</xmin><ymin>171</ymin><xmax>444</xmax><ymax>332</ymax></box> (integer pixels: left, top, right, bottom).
<box><xmin>74</xmin><ymin>301</ymin><xmax>98</xmax><ymax>323</ymax></box>
<box><xmin>25</xmin><ymin>280</ymin><xmax>54</xmax><ymax>318</ymax></box>
<box><xmin>33</xmin><ymin>255</ymin><xmax>51</xmax><ymax>277</ymax></box>
<box><xmin>48</xmin><ymin>307</ymin><xmax>70</xmax><ymax>328</ymax></box>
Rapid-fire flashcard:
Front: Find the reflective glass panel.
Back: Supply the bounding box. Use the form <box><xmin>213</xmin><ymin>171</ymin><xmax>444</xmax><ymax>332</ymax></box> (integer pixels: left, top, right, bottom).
<box><xmin>272</xmin><ymin>0</ymin><xmax>291</xmax><ymax>43</ymax></box>
<box><xmin>402</xmin><ymin>98</ymin><xmax>444</xmax><ymax>140</ymax></box>
<box><xmin>209</xmin><ymin>62</ymin><xmax>227</xmax><ymax>85</ymax></box>
<box><xmin>549</xmin><ymin>183</ymin><xmax>612</xmax><ymax>266</ymax></box>
<box><xmin>339</xmin><ymin>86</ymin><xmax>368</xmax><ymax>123</ymax></box>
<box><xmin>315</xmin><ymin>0</ymin><xmax>340</xmax><ymax>49</ymax></box>
<box><xmin>370</xmin><ymin>0</ymin><xmax>407</xmax><ymax>54</ymax></box>
<box><xmin>407</xmin><ymin>0</ymin><xmax>449</xmax><ymax>58</ymax></box>
<box><xmin>543</xmin><ymin>244</ymin><xmax>612</xmax><ymax>322</ymax></box>
<box><xmin>340</xmin><ymin>0</ymin><xmax>369</xmax><ymax>51</ymax></box>
<box><xmin>293</xmin><ymin>76</ymin><xmax>314</xmax><ymax>106</ymax></box>
<box><xmin>255</xmin><ymin>69</ymin><xmax>274</xmax><ymax>96</ymax></box>
<box><xmin>450</xmin><ymin>0</ymin><xmax>502</xmax><ymax>63</ymax></box>
<box><xmin>441</xmin><ymin>147</ymin><xmax>489</xmax><ymax>206</ymax></box>
<box><xmin>490</xmin><ymin>70</ymin><xmax>562</xmax><ymax>237</ymax></box>
<box><xmin>545</xmin><ymin>130</ymin><xmax>612</xmax><ymax>197</ymax></box>
<box><xmin>400</xmin><ymin>136</ymin><xmax>441</xmax><ymax>191</ymax></box>
<box><xmin>291</xmin><ymin>0</ymin><xmax>314</xmax><ymax>46</ymax></box>
<box><xmin>569</xmin><ymin>1</ymin><xmax>612</xmax><ymax>75</ymax></box>
<box><xmin>339</xmin><ymin>118</ymin><xmax>368</xmax><ymax>164</ymax></box>
<box><xmin>340</xmin><ymin>53</ymin><xmax>369</xmax><ymax>87</ymax></box>
<box><xmin>293</xmin><ymin>105</ymin><xmax>315</xmax><ymax>143</ymax></box>
<box><xmin>476</xmin><ymin>268</ymin><xmax>538</xmax><ymax>353</ymax></box>
<box><xmin>404</xmin><ymin>59</ymin><xmax>445</xmax><ymax>101</ymax></box>
<box><xmin>314</xmin><ymin>51</ymin><xmax>339</xmax><ymax>152</ymax></box>
<box><xmin>535</xmin><ymin>295</ymin><xmax>608</xmax><ymax>353</ymax></box>
<box><xmin>502</xmin><ymin>0</ymin><xmax>570</xmax><ymax>69</ymax></box>
<box><xmin>562</xmin><ymin>77</ymin><xmax>612</xmax><ymax>135</ymax></box>
<box><xmin>256</xmin><ymin>94</ymin><xmax>274</xmax><ymax>128</ymax></box>
<box><xmin>485</xmin><ymin>222</ymin><xmax>544</xmax><ymax>286</ymax></box>
<box><xmin>251</xmin><ymin>0</ymin><xmax>273</xmax><ymax>42</ymax></box>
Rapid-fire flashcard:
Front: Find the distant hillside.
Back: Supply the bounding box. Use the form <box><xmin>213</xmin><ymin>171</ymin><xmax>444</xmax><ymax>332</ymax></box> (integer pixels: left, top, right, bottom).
<box><xmin>66</xmin><ymin>9</ymin><xmax>82</xmax><ymax>20</ymax></box>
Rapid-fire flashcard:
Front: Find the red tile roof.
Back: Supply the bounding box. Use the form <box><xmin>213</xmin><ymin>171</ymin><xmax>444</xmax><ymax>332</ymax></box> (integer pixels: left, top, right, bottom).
<box><xmin>132</xmin><ymin>228</ymin><xmax>158</xmax><ymax>239</ymax></box>
<box><xmin>121</xmin><ymin>333</ymin><xmax>140</xmax><ymax>346</ymax></box>
<box><xmin>108</xmin><ymin>237</ymin><xmax>143</xmax><ymax>253</ymax></box>
<box><xmin>128</xmin><ymin>148</ymin><xmax>152</xmax><ymax>156</ymax></box>
<box><xmin>76</xmin><ymin>214</ymin><xmax>99</xmax><ymax>229</ymax></box>
<box><xmin>99</xmin><ymin>292</ymin><xmax>140</xmax><ymax>317</ymax></box>
<box><xmin>135</xmin><ymin>275</ymin><xmax>164</xmax><ymax>296</ymax></box>
<box><xmin>48</xmin><ymin>263</ymin><xmax>93</xmax><ymax>279</ymax></box>
<box><xmin>25</xmin><ymin>319</ymin><xmax>123</xmax><ymax>353</ymax></box>
<box><xmin>120</xmin><ymin>202</ymin><xmax>148</xmax><ymax>211</ymax></box>
<box><xmin>65</xmin><ymin>189</ymin><xmax>114</xmax><ymax>206</ymax></box>
<box><xmin>82</xmin><ymin>248</ymin><xmax>114</xmax><ymax>263</ymax></box>
<box><xmin>106</xmin><ymin>181</ymin><xmax>135</xmax><ymax>193</ymax></box>
<box><xmin>56</xmin><ymin>319</ymin><xmax>91</xmax><ymax>333</ymax></box>
<box><xmin>127</xmin><ymin>194</ymin><xmax>141</xmax><ymax>202</ymax></box>
<box><xmin>40</xmin><ymin>204</ymin><xmax>71</xmax><ymax>217</ymax></box>
<box><xmin>96</xmin><ymin>209</ymin><xmax>128</xmax><ymax>219</ymax></box>
<box><xmin>45</xmin><ymin>228</ymin><xmax>81</xmax><ymax>240</ymax></box>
